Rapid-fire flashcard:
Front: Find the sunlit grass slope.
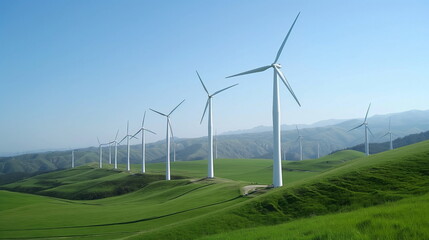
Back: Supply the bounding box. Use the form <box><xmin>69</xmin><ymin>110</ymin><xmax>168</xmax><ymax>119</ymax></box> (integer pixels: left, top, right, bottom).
<box><xmin>127</xmin><ymin>140</ymin><xmax>429</xmax><ymax>240</ymax></box>
<box><xmin>199</xmin><ymin>193</ymin><xmax>429</xmax><ymax>240</ymax></box>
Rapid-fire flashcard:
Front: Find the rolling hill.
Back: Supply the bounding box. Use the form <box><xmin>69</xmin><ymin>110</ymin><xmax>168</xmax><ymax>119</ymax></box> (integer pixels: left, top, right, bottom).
<box><xmin>1</xmin><ymin>109</ymin><xmax>429</xmax><ymax>176</ymax></box>
<box><xmin>1</xmin><ymin>140</ymin><xmax>428</xmax><ymax>239</ymax></box>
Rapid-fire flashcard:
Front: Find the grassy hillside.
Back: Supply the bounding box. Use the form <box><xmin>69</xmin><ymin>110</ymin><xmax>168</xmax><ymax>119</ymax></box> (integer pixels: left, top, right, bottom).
<box><xmin>1</xmin><ymin>165</ymin><xmax>184</xmax><ymax>199</ymax></box>
<box><xmin>128</xmin><ymin>140</ymin><xmax>429</xmax><ymax>240</ymax></box>
<box><xmin>199</xmin><ymin>193</ymin><xmax>429</xmax><ymax>240</ymax></box>
<box><xmin>0</xmin><ymin>142</ymin><xmax>427</xmax><ymax>240</ymax></box>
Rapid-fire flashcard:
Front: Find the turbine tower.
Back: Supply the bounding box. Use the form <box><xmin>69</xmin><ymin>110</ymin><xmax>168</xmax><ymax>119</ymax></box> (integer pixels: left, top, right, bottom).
<box><xmin>71</xmin><ymin>150</ymin><xmax>75</xmax><ymax>168</ymax></box>
<box><xmin>226</xmin><ymin>13</ymin><xmax>301</xmax><ymax>188</ymax></box>
<box><xmin>296</xmin><ymin>126</ymin><xmax>303</xmax><ymax>161</ymax></box>
<box><xmin>348</xmin><ymin>103</ymin><xmax>373</xmax><ymax>156</ymax></box>
<box><xmin>317</xmin><ymin>142</ymin><xmax>320</xmax><ymax>159</ymax></box>
<box><xmin>132</xmin><ymin>111</ymin><xmax>156</xmax><ymax>173</ymax></box>
<box><xmin>150</xmin><ymin>99</ymin><xmax>185</xmax><ymax>180</ymax></box>
<box><xmin>119</xmin><ymin>121</ymin><xmax>137</xmax><ymax>171</ymax></box>
<box><xmin>381</xmin><ymin>118</ymin><xmax>393</xmax><ymax>150</ymax></box>
<box><xmin>197</xmin><ymin>71</ymin><xmax>238</xmax><ymax>178</ymax></box>
<box><xmin>110</xmin><ymin>130</ymin><xmax>119</xmax><ymax>169</ymax></box>
<box><xmin>97</xmin><ymin>137</ymin><xmax>106</xmax><ymax>168</ymax></box>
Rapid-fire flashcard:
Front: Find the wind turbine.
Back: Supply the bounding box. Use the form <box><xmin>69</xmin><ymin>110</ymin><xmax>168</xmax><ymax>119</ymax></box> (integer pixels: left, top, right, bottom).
<box><xmin>97</xmin><ymin>137</ymin><xmax>106</xmax><ymax>168</ymax></box>
<box><xmin>197</xmin><ymin>71</ymin><xmax>238</xmax><ymax>178</ymax></box>
<box><xmin>381</xmin><ymin>118</ymin><xmax>393</xmax><ymax>150</ymax></box>
<box><xmin>226</xmin><ymin>13</ymin><xmax>301</xmax><ymax>187</ymax></box>
<box><xmin>71</xmin><ymin>150</ymin><xmax>75</xmax><ymax>168</ymax></box>
<box><xmin>348</xmin><ymin>103</ymin><xmax>373</xmax><ymax>156</ymax></box>
<box><xmin>119</xmin><ymin>121</ymin><xmax>137</xmax><ymax>171</ymax></box>
<box><xmin>317</xmin><ymin>142</ymin><xmax>320</xmax><ymax>159</ymax></box>
<box><xmin>132</xmin><ymin>111</ymin><xmax>156</xmax><ymax>173</ymax></box>
<box><xmin>109</xmin><ymin>130</ymin><xmax>120</xmax><ymax>169</ymax></box>
<box><xmin>296</xmin><ymin>126</ymin><xmax>303</xmax><ymax>161</ymax></box>
<box><xmin>150</xmin><ymin>99</ymin><xmax>185</xmax><ymax>180</ymax></box>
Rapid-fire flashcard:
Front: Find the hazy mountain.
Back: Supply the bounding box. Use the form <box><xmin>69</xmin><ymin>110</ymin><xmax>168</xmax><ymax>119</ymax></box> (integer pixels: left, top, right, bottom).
<box><xmin>222</xmin><ymin>119</ymin><xmax>348</xmax><ymax>135</ymax></box>
<box><xmin>1</xmin><ymin>109</ymin><xmax>429</xmax><ymax>175</ymax></box>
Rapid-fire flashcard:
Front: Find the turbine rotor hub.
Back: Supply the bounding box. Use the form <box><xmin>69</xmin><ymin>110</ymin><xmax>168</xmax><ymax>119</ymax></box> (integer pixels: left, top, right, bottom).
<box><xmin>272</xmin><ymin>63</ymin><xmax>282</xmax><ymax>69</ymax></box>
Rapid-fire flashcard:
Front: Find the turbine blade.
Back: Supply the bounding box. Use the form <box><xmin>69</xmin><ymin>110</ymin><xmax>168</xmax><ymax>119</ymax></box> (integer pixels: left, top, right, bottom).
<box><xmin>131</xmin><ymin>135</ymin><xmax>139</xmax><ymax>140</ymax></box>
<box><xmin>200</xmin><ymin>99</ymin><xmax>209</xmax><ymax>124</ymax></box>
<box><xmin>364</xmin><ymin>103</ymin><xmax>371</xmax><ymax>123</ymax></box>
<box><xmin>127</xmin><ymin>121</ymin><xmax>129</xmax><ymax>135</ymax></box>
<box><xmin>381</xmin><ymin>132</ymin><xmax>390</xmax><ymax>138</ymax></box>
<box><xmin>119</xmin><ymin>136</ymin><xmax>127</xmax><ymax>144</ymax></box>
<box><xmin>347</xmin><ymin>123</ymin><xmax>365</xmax><ymax>132</ymax></box>
<box><xmin>142</xmin><ymin>111</ymin><xmax>146</xmax><ymax>128</ymax></box>
<box><xmin>367</xmin><ymin>127</ymin><xmax>375</xmax><ymax>138</ymax></box>
<box><xmin>196</xmin><ymin>71</ymin><xmax>209</xmax><ymax>95</ymax></box>
<box><xmin>115</xmin><ymin>129</ymin><xmax>119</xmax><ymax>140</ymax></box>
<box><xmin>274</xmin><ymin>66</ymin><xmax>301</xmax><ymax>106</ymax></box>
<box><xmin>150</xmin><ymin>108</ymin><xmax>167</xmax><ymax>117</ymax></box>
<box><xmin>144</xmin><ymin>128</ymin><xmax>157</xmax><ymax>135</ymax></box>
<box><xmin>169</xmin><ymin>99</ymin><xmax>185</xmax><ymax>116</ymax></box>
<box><xmin>274</xmin><ymin>12</ymin><xmax>300</xmax><ymax>63</ymax></box>
<box><xmin>389</xmin><ymin>117</ymin><xmax>391</xmax><ymax>131</ymax></box>
<box><xmin>169</xmin><ymin>120</ymin><xmax>176</xmax><ymax>161</ymax></box>
<box><xmin>211</xmin><ymin>83</ymin><xmax>239</xmax><ymax>96</ymax></box>
<box><xmin>226</xmin><ymin>65</ymin><xmax>271</xmax><ymax>78</ymax></box>
<box><xmin>132</xmin><ymin>129</ymin><xmax>142</xmax><ymax>138</ymax></box>
<box><xmin>168</xmin><ymin>119</ymin><xmax>174</xmax><ymax>139</ymax></box>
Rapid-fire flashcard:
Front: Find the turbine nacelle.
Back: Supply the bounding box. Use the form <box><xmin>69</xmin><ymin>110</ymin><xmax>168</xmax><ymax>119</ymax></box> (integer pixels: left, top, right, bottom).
<box><xmin>272</xmin><ymin>63</ymin><xmax>282</xmax><ymax>69</ymax></box>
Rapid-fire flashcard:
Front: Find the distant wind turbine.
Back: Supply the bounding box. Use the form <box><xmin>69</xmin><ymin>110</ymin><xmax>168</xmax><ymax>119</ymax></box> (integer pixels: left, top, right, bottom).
<box><xmin>317</xmin><ymin>142</ymin><xmax>320</xmax><ymax>159</ymax></box>
<box><xmin>119</xmin><ymin>121</ymin><xmax>137</xmax><ymax>171</ymax></box>
<box><xmin>381</xmin><ymin>118</ymin><xmax>394</xmax><ymax>150</ymax></box>
<box><xmin>132</xmin><ymin>111</ymin><xmax>156</xmax><ymax>173</ymax></box>
<box><xmin>109</xmin><ymin>130</ymin><xmax>120</xmax><ymax>169</ymax></box>
<box><xmin>348</xmin><ymin>103</ymin><xmax>374</xmax><ymax>156</ymax></box>
<box><xmin>71</xmin><ymin>150</ymin><xmax>75</xmax><ymax>168</ymax></box>
<box><xmin>150</xmin><ymin>99</ymin><xmax>185</xmax><ymax>180</ymax></box>
<box><xmin>296</xmin><ymin>126</ymin><xmax>303</xmax><ymax>161</ymax></box>
<box><xmin>97</xmin><ymin>137</ymin><xmax>107</xmax><ymax>168</ymax></box>
<box><xmin>226</xmin><ymin>12</ymin><xmax>302</xmax><ymax>188</ymax></box>
<box><xmin>197</xmin><ymin>71</ymin><xmax>238</xmax><ymax>178</ymax></box>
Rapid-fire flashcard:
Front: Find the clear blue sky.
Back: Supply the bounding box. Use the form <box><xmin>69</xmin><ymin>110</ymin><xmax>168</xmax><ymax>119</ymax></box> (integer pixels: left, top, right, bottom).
<box><xmin>1</xmin><ymin>0</ymin><xmax>428</xmax><ymax>155</ymax></box>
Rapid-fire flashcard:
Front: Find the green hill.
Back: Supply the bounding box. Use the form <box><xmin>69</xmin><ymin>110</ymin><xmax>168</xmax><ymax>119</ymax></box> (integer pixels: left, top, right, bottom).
<box><xmin>0</xmin><ymin>142</ymin><xmax>428</xmax><ymax>240</ymax></box>
<box><xmin>199</xmin><ymin>193</ymin><xmax>429</xmax><ymax>240</ymax></box>
<box><xmin>2</xmin><ymin>113</ymin><xmax>429</xmax><ymax>176</ymax></box>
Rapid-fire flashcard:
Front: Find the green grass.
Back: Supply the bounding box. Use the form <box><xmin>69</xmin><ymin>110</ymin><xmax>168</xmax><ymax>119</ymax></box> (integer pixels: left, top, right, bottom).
<box><xmin>0</xmin><ymin>143</ymin><xmax>428</xmax><ymax>240</ymax></box>
<box><xmin>199</xmin><ymin>192</ymin><xmax>429</xmax><ymax>240</ymax></box>
<box><xmin>126</xmin><ymin>141</ymin><xmax>429</xmax><ymax>240</ymax></box>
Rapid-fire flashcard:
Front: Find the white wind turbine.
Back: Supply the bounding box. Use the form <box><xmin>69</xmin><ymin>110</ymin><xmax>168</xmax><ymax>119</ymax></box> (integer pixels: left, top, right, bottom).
<box><xmin>381</xmin><ymin>118</ymin><xmax>394</xmax><ymax>150</ymax></box>
<box><xmin>132</xmin><ymin>111</ymin><xmax>156</xmax><ymax>173</ymax></box>
<box><xmin>150</xmin><ymin>99</ymin><xmax>185</xmax><ymax>180</ymax></box>
<box><xmin>71</xmin><ymin>150</ymin><xmax>75</xmax><ymax>168</ymax></box>
<box><xmin>348</xmin><ymin>103</ymin><xmax>373</xmax><ymax>156</ymax></box>
<box><xmin>296</xmin><ymin>126</ymin><xmax>303</xmax><ymax>161</ymax></box>
<box><xmin>227</xmin><ymin>13</ymin><xmax>301</xmax><ymax>188</ymax></box>
<box><xmin>109</xmin><ymin>130</ymin><xmax>120</xmax><ymax>169</ymax></box>
<box><xmin>119</xmin><ymin>121</ymin><xmax>137</xmax><ymax>171</ymax></box>
<box><xmin>197</xmin><ymin>71</ymin><xmax>238</xmax><ymax>178</ymax></box>
<box><xmin>97</xmin><ymin>137</ymin><xmax>107</xmax><ymax>168</ymax></box>
<box><xmin>317</xmin><ymin>142</ymin><xmax>320</xmax><ymax>159</ymax></box>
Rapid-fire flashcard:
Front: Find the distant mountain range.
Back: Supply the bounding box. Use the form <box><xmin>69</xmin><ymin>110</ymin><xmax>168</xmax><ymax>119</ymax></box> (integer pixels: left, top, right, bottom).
<box><xmin>1</xmin><ymin>109</ymin><xmax>429</xmax><ymax>175</ymax></box>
